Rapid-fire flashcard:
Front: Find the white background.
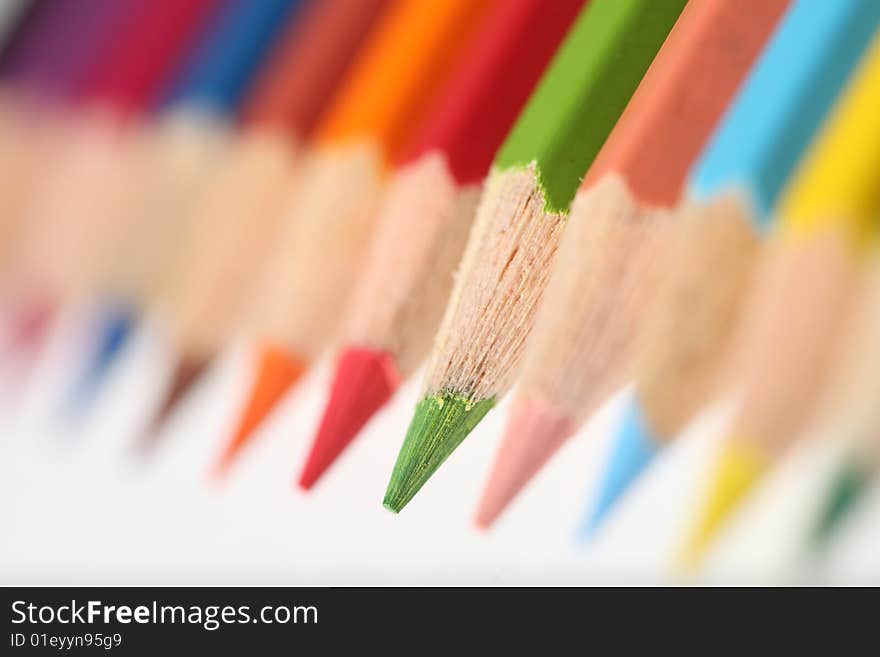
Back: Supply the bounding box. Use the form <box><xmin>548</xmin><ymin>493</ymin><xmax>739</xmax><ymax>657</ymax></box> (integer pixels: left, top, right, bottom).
<box><xmin>1</xmin><ymin>305</ymin><xmax>878</xmax><ymax>585</ymax></box>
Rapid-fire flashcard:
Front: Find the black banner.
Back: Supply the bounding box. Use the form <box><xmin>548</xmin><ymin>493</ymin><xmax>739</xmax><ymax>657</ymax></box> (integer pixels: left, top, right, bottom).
<box><xmin>0</xmin><ymin>586</ymin><xmax>863</xmax><ymax>653</ymax></box>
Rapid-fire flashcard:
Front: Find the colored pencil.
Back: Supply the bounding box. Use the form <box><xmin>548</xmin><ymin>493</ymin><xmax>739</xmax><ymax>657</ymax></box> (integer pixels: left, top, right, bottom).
<box><xmin>214</xmin><ymin>0</ymin><xmax>498</xmax><ymax>472</ymax></box>
<box><xmin>74</xmin><ymin>1</ymin><xmax>220</xmax><ymax>116</ymax></box>
<box><xmin>0</xmin><ymin>0</ymin><xmax>54</xmax><ymax>264</ymax></box>
<box><xmin>0</xmin><ymin>0</ymin><xmax>155</xmax><ymax>352</ymax></box>
<box><xmin>474</xmin><ymin>0</ymin><xmax>789</xmax><ymax>529</ymax></box>
<box><xmin>86</xmin><ymin>0</ymin><xmax>276</xmax><ymax>346</ymax></box>
<box><xmin>136</xmin><ymin>0</ymin><xmax>392</xmax><ymax>437</ymax></box>
<box><xmin>805</xmin><ymin>256</ymin><xmax>880</xmax><ymax>548</ymax></box>
<box><xmin>681</xmin><ymin>34</ymin><xmax>880</xmax><ymax>566</ymax></box>
<box><xmin>294</xmin><ymin>0</ymin><xmax>586</xmax><ymax>490</ymax></box>
<box><xmin>383</xmin><ymin>0</ymin><xmax>687</xmax><ymax>514</ymax></box>
<box><xmin>87</xmin><ymin>0</ymin><xmax>308</xmax><ymax>416</ymax></box>
<box><xmin>242</xmin><ymin>0</ymin><xmax>389</xmax><ymax>140</ymax></box>
<box><xmin>0</xmin><ymin>0</ymin><xmax>222</xmax><ymax>408</ymax></box>
<box><xmin>0</xmin><ymin>0</ymin><xmax>133</xmax><ymax>103</ymax></box>
<box><xmin>64</xmin><ymin>0</ymin><xmax>305</xmax><ymax>425</ymax></box>
<box><xmin>110</xmin><ymin>0</ymin><xmax>387</xmax><ymax>323</ymax></box>
<box><xmin>0</xmin><ymin>0</ymin><xmax>206</xmax><ymax>267</ymax></box>
<box><xmin>583</xmin><ymin>0</ymin><xmax>880</xmax><ymax>533</ymax></box>
<box><xmin>54</xmin><ymin>0</ymin><xmax>225</xmax><ymax>407</ymax></box>
<box><xmin>0</xmin><ymin>0</ymin><xmax>135</xmax><ymax>261</ymax></box>
<box><xmin>41</xmin><ymin>0</ymin><xmax>221</xmax><ymax>299</ymax></box>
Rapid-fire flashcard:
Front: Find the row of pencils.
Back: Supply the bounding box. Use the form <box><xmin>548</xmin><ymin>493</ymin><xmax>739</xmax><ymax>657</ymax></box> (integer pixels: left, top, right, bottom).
<box><xmin>1</xmin><ymin>0</ymin><xmax>879</xmax><ymax>579</ymax></box>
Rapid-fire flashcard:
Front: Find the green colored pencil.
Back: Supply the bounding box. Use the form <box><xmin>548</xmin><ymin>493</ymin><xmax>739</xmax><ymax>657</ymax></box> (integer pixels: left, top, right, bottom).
<box><xmin>383</xmin><ymin>0</ymin><xmax>687</xmax><ymax>513</ymax></box>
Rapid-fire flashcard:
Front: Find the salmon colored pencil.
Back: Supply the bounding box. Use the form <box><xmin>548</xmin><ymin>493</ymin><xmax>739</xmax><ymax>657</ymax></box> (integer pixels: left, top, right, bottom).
<box><xmin>293</xmin><ymin>0</ymin><xmax>587</xmax><ymax>489</ymax></box>
<box><xmin>213</xmin><ymin>0</ymin><xmax>498</xmax><ymax>473</ymax></box>
<box><xmin>474</xmin><ymin>0</ymin><xmax>789</xmax><ymax>529</ymax></box>
<box><xmin>682</xmin><ymin>34</ymin><xmax>880</xmax><ymax>567</ymax></box>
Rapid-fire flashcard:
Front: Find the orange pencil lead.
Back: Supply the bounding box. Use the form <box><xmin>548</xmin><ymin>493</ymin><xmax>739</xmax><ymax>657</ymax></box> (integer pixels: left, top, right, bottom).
<box><xmin>214</xmin><ymin>342</ymin><xmax>305</xmax><ymax>476</ymax></box>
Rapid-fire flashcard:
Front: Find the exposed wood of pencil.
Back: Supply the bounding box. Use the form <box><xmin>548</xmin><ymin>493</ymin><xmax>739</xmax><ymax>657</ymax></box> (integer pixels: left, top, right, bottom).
<box><xmin>3</xmin><ymin>111</ymin><xmax>127</xmax><ymax>300</ymax></box>
<box><xmin>634</xmin><ymin>194</ymin><xmax>763</xmax><ymax>442</ymax></box>
<box><xmin>0</xmin><ymin>107</ymin><xmax>68</xmax><ymax>274</ymax></box>
<box><xmin>423</xmin><ymin>164</ymin><xmax>565</xmax><ymax>401</ymax></box>
<box><xmin>721</xmin><ymin>229</ymin><xmax>861</xmax><ymax>458</ymax></box>
<box><xmin>342</xmin><ymin>152</ymin><xmax>478</xmax><ymax>378</ymax></box>
<box><xmin>110</xmin><ymin>112</ymin><xmax>235</xmax><ymax>310</ymax></box>
<box><xmin>157</xmin><ymin>128</ymin><xmax>297</xmax><ymax>359</ymax></box>
<box><xmin>241</xmin><ymin>143</ymin><xmax>384</xmax><ymax>361</ymax></box>
<box><xmin>57</xmin><ymin>119</ymin><xmax>153</xmax><ymax>302</ymax></box>
<box><xmin>676</xmin><ymin>237</ymin><xmax>860</xmax><ymax>559</ymax></box>
<box><xmin>811</xmin><ymin>255</ymin><xmax>880</xmax><ymax>457</ymax></box>
<box><xmin>475</xmin><ymin>179</ymin><xmax>673</xmax><ymax>529</ymax></box>
<box><xmin>517</xmin><ymin>176</ymin><xmax>673</xmax><ymax>422</ymax></box>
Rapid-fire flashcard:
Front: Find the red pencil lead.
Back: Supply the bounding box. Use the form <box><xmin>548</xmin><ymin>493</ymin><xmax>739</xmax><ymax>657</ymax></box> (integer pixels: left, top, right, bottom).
<box><xmin>298</xmin><ymin>347</ymin><xmax>399</xmax><ymax>490</ymax></box>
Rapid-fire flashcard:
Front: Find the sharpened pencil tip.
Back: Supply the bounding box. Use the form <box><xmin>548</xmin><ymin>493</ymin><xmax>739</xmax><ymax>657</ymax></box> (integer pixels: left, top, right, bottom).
<box><xmin>298</xmin><ymin>347</ymin><xmax>399</xmax><ymax>491</ymax></box>
<box><xmin>66</xmin><ymin>303</ymin><xmax>136</xmax><ymax>415</ymax></box>
<box><xmin>580</xmin><ymin>398</ymin><xmax>660</xmax><ymax>539</ymax></box>
<box><xmin>140</xmin><ymin>352</ymin><xmax>211</xmax><ymax>445</ymax></box>
<box><xmin>678</xmin><ymin>438</ymin><xmax>766</xmax><ymax>570</ymax></box>
<box><xmin>810</xmin><ymin>456</ymin><xmax>872</xmax><ymax>548</ymax></box>
<box><xmin>215</xmin><ymin>343</ymin><xmax>305</xmax><ymax>476</ymax></box>
<box><xmin>475</xmin><ymin>397</ymin><xmax>574</xmax><ymax>529</ymax></box>
<box><xmin>4</xmin><ymin>296</ymin><xmax>55</xmax><ymax>357</ymax></box>
<box><xmin>383</xmin><ymin>392</ymin><xmax>495</xmax><ymax>513</ymax></box>
<box><xmin>382</xmin><ymin>500</ymin><xmax>401</xmax><ymax>514</ymax></box>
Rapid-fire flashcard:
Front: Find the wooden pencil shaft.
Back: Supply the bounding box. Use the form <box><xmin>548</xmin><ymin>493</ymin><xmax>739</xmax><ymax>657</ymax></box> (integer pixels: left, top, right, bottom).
<box><xmin>160</xmin><ymin>130</ymin><xmax>297</xmax><ymax>354</ymax></box>
<box><xmin>342</xmin><ymin>153</ymin><xmax>479</xmax><ymax>378</ymax></box>
<box><xmin>423</xmin><ymin>165</ymin><xmax>566</xmax><ymax>400</ymax></box>
<box><xmin>518</xmin><ymin>176</ymin><xmax>673</xmax><ymax>421</ymax></box>
<box><xmin>723</xmin><ymin>229</ymin><xmax>862</xmax><ymax>456</ymax></box>
<box><xmin>635</xmin><ymin>195</ymin><xmax>763</xmax><ymax>440</ymax></box>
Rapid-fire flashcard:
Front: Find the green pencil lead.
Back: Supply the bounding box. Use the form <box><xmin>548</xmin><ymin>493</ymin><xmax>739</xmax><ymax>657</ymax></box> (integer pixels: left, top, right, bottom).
<box><xmin>810</xmin><ymin>456</ymin><xmax>873</xmax><ymax>549</ymax></box>
<box><xmin>383</xmin><ymin>392</ymin><xmax>495</xmax><ymax>513</ymax></box>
